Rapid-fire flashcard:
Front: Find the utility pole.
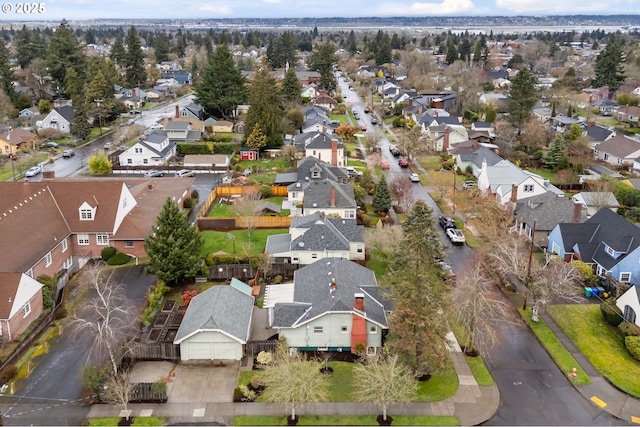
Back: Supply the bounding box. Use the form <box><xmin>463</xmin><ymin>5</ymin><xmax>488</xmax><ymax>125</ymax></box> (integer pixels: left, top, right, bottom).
<box><xmin>94</xmin><ymin>99</ymin><xmax>103</xmax><ymax>136</ymax></box>
<box><xmin>7</xmin><ymin>127</ymin><xmax>16</xmax><ymax>181</ymax></box>
<box><xmin>523</xmin><ymin>219</ymin><xmax>536</xmax><ymax>311</ymax></box>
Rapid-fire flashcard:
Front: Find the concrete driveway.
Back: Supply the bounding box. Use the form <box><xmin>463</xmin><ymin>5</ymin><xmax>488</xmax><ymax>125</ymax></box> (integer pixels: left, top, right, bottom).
<box><xmin>129</xmin><ymin>360</ymin><xmax>240</xmax><ymax>403</ymax></box>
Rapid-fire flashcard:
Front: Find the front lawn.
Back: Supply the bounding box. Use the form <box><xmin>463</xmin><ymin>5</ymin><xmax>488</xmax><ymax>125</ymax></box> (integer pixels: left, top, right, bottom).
<box><xmin>329</xmin><ymin>114</ymin><xmax>348</xmax><ymax>124</ymax></box>
<box><xmin>465</xmin><ymin>355</ymin><xmax>493</xmax><ymax>386</ymax></box>
<box><xmin>366</xmin><ymin>249</ymin><xmax>388</xmax><ymax>279</ymax></box>
<box><xmin>234</xmin><ymin>415</ymin><xmax>460</xmax><ymax>425</ymax></box>
<box><xmin>525</xmin><ymin>168</ymin><xmax>557</xmax><ymax>182</ymax></box>
<box><xmin>88</xmin><ymin>417</ymin><xmax>166</xmax><ymax>426</ymax></box>
<box><xmin>200</xmin><ymin>228</ymin><xmax>288</xmax><ymax>256</ymax></box>
<box><xmin>548</xmin><ymin>304</ymin><xmax>640</xmax><ymax>396</ymax></box>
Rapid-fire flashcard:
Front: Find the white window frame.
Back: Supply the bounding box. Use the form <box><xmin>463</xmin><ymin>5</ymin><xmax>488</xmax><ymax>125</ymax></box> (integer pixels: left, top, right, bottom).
<box><xmin>311</xmin><ymin>253</ymin><xmax>318</xmax><ymax>259</ymax></box>
<box><xmin>63</xmin><ymin>257</ymin><xmax>73</xmax><ymax>270</ymax></box>
<box><xmin>313</xmin><ymin>326</ymin><xmax>323</xmax><ymax>335</ymax></box>
<box><xmin>606</xmin><ymin>246</ymin><xmax>615</xmax><ymax>256</ymax></box>
<box><xmin>620</xmin><ymin>272</ymin><xmax>632</xmax><ymax>283</ymax></box>
<box><xmin>369</xmin><ymin>326</ymin><xmax>377</xmax><ymax>334</ymax></box>
<box><xmin>127</xmin><ymin>158</ymin><xmax>132</xmax><ymax>164</ymax></box>
<box><xmin>77</xmin><ymin>234</ymin><xmax>90</xmax><ymax>245</ymax></box>
<box><xmin>551</xmin><ymin>242</ymin><xmax>560</xmax><ymax>255</ymax></box>
<box><xmin>341</xmin><ymin>326</ymin><xmax>348</xmax><ymax>333</ymax></box>
<box><xmin>124</xmin><ymin>240</ymin><xmax>135</xmax><ymax>248</ymax></box>
<box><xmin>80</xmin><ymin>208</ymin><xmax>93</xmax><ymax>220</ymax></box>
<box><xmin>523</xmin><ymin>184</ymin><xmax>534</xmax><ymax>193</ymax></box>
<box><xmin>366</xmin><ymin>346</ymin><xmax>377</xmax><ymax>355</ymax></box>
<box><xmin>22</xmin><ymin>301</ymin><xmax>31</xmax><ymax>318</ymax></box>
<box><xmin>61</xmin><ymin>238</ymin><xmax>68</xmax><ymax>252</ymax></box>
<box><xmin>45</xmin><ymin>252</ymin><xmax>52</xmax><ymax>267</ymax></box>
<box><xmin>96</xmin><ymin>234</ymin><xmax>109</xmax><ymax>246</ymax></box>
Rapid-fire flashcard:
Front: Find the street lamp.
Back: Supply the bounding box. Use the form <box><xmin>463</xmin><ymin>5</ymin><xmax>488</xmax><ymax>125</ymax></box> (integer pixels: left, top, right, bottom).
<box><xmin>7</xmin><ymin>127</ymin><xmax>16</xmax><ymax>181</ymax></box>
<box><xmin>94</xmin><ymin>99</ymin><xmax>103</xmax><ymax>136</ymax></box>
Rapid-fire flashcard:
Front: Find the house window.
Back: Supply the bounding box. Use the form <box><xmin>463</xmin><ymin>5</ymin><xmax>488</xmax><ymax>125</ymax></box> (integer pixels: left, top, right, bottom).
<box><xmin>63</xmin><ymin>257</ymin><xmax>73</xmax><ymax>269</ymax></box>
<box><xmin>127</xmin><ymin>158</ymin><xmax>132</xmax><ymax>164</ymax></box>
<box><xmin>369</xmin><ymin>326</ymin><xmax>377</xmax><ymax>334</ymax></box>
<box><xmin>367</xmin><ymin>346</ymin><xmax>377</xmax><ymax>355</ymax></box>
<box><xmin>357</xmin><ymin>246</ymin><xmax>363</xmax><ymax>254</ymax></box>
<box><xmin>80</xmin><ymin>209</ymin><xmax>93</xmax><ymax>220</ymax></box>
<box><xmin>124</xmin><ymin>240</ymin><xmax>135</xmax><ymax>248</ymax></box>
<box><xmin>523</xmin><ymin>184</ymin><xmax>534</xmax><ymax>193</ymax></box>
<box><xmin>620</xmin><ymin>272</ymin><xmax>632</xmax><ymax>283</ymax></box>
<box><xmin>313</xmin><ymin>150</ymin><xmax>317</xmax><ymax>156</ymax></box>
<box><xmin>143</xmin><ymin>159</ymin><xmax>148</xmax><ymax>164</ymax></box>
<box><xmin>345</xmin><ymin>210</ymin><xmax>355</xmax><ymax>219</ymax></box>
<box><xmin>596</xmin><ymin>265</ymin><xmax>607</xmax><ymax>276</ymax></box>
<box><xmin>96</xmin><ymin>234</ymin><xmax>109</xmax><ymax>245</ymax></box>
<box><xmin>624</xmin><ymin>305</ymin><xmax>637</xmax><ymax>324</ymax></box>
<box><xmin>312</xmin><ymin>170</ymin><xmax>321</xmax><ymax>178</ymax></box>
<box><xmin>135</xmin><ymin>147</ymin><xmax>142</xmax><ymax>153</ymax></box>
<box><xmin>77</xmin><ymin>234</ymin><xmax>89</xmax><ymax>245</ymax></box>
<box><xmin>604</xmin><ymin>153</ymin><xmax>610</xmax><ymax>161</ymax></box>
<box><xmin>22</xmin><ymin>301</ymin><xmax>31</xmax><ymax>318</ymax></box>
<box><xmin>45</xmin><ymin>252</ymin><xmax>52</xmax><ymax>267</ymax></box>
<box><xmin>61</xmin><ymin>238</ymin><xmax>68</xmax><ymax>252</ymax></box>
<box><xmin>341</xmin><ymin>326</ymin><xmax>348</xmax><ymax>333</ymax></box>
<box><xmin>122</xmin><ymin>199</ymin><xmax>127</xmax><ymax>209</ymax></box>
<box><xmin>311</xmin><ymin>253</ymin><xmax>318</xmax><ymax>259</ymax></box>
<box><xmin>606</xmin><ymin>246</ymin><xmax>615</xmax><ymax>256</ymax></box>
<box><xmin>551</xmin><ymin>242</ymin><xmax>560</xmax><ymax>255</ymax></box>
<box><xmin>292</xmin><ymin>257</ymin><xmax>299</xmax><ymax>263</ymax></box>
<box><xmin>313</xmin><ymin>326</ymin><xmax>323</xmax><ymax>334</ymax></box>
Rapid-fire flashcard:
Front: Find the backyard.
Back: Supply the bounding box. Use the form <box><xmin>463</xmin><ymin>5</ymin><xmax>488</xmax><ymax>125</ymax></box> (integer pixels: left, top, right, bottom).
<box><xmin>208</xmin><ymin>196</ymin><xmax>288</xmax><ymax>217</ymax></box>
<box><xmin>200</xmin><ymin>228</ymin><xmax>288</xmax><ymax>256</ymax></box>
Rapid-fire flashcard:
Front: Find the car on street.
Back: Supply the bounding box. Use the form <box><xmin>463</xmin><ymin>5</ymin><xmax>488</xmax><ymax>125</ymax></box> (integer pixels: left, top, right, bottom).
<box><xmin>143</xmin><ymin>170</ymin><xmax>164</xmax><ymax>178</ymax></box>
<box><xmin>354</xmin><ymin>113</ymin><xmax>360</xmax><ymax>120</ymax></box>
<box><xmin>25</xmin><ymin>165</ymin><xmax>42</xmax><ymax>177</ymax></box>
<box><xmin>446</xmin><ymin>228</ymin><xmax>466</xmax><ymax>245</ymax></box>
<box><xmin>43</xmin><ymin>142</ymin><xmax>59</xmax><ymax>149</ymax></box>
<box><xmin>175</xmin><ymin>169</ymin><xmax>195</xmax><ymax>177</ymax></box>
<box><xmin>389</xmin><ymin>144</ymin><xmax>397</xmax><ymax>152</ymax></box>
<box><xmin>61</xmin><ymin>149</ymin><xmax>75</xmax><ymax>158</ymax></box>
<box><xmin>409</xmin><ymin>172</ymin><xmax>420</xmax><ymax>182</ymax></box>
<box><xmin>391</xmin><ymin>148</ymin><xmax>401</xmax><ymax>157</ymax></box>
<box><xmin>364</xmin><ymin>107</ymin><xmax>370</xmax><ymax>113</ymax></box>
<box><xmin>371</xmin><ymin>117</ymin><xmax>378</xmax><ymax>125</ymax></box>
<box><xmin>360</xmin><ymin>125</ymin><xmax>367</xmax><ymax>132</ymax></box>
<box><xmin>398</xmin><ymin>158</ymin><xmax>409</xmax><ymax>168</ymax></box>
<box><xmin>438</xmin><ymin>215</ymin><xmax>456</xmax><ymax>229</ymax></box>
<box><xmin>463</xmin><ymin>180</ymin><xmax>477</xmax><ymax>189</ymax></box>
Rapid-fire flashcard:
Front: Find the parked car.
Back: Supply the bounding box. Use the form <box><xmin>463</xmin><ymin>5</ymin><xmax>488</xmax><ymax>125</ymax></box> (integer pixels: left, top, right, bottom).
<box><xmin>150</xmin><ymin>123</ymin><xmax>163</xmax><ymax>129</ymax></box>
<box><xmin>446</xmin><ymin>228</ymin><xmax>466</xmax><ymax>245</ymax></box>
<box><xmin>398</xmin><ymin>158</ymin><xmax>409</xmax><ymax>168</ymax></box>
<box><xmin>438</xmin><ymin>215</ymin><xmax>456</xmax><ymax>229</ymax></box>
<box><xmin>371</xmin><ymin>117</ymin><xmax>378</xmax><ymax>125</ymax></box>
<box><xmin>242</xmin><ymin>169</ymin><xmax>252</xmax><ymax>176</ymax></box>
<box><xmin>25</xmin><ymin>165</ymin><xmax>42</xmax><ymax>177</ymax></box>
<box><xmin>61</xmin><ymin>149</ymin><xmax>75</xmax><ymax>158</ymax></box>
<box><xmin>364</xmin><ymin>107</ymin><xmax>370</xmax><ymax>113</ymax></box>
<box><xmin>389</xmin><ymin>144</ymin><xmax>397</xmax><ymax>152</ymax></box>
<box><xmin>43</xmin><ymin>142</ymin><xmax>59</xmax><ymax>149</ymax></box>
<box><xmin>345</xmin><ymin>166</ymin><xmax>363</xmax><ymax>178</ymax></box>
<box><xmin>463</xmin><ymin>180</ymin><xmax>477</xmax><ymax>189</ymax></box>
<box><xmin>409</xmin><ymin>173</ymin><xmax>420</xmax><ymax>182</ymax></box>
<box><xmin>360</xmin><ymin>125</ymin><xmax>367</xmax><ymax>132</ymax></box>
<box><xmin>175</xmin><ymin>169</ymin><xmax>195</xmax><ymax>177</ymax></box>
<box><xmin>144</xmin><ymin>170</ymin><xmax>164</xmax><ymax>178</ymax></box>
<box><xmin>391</xmin><ymin>148</ymin><xmax>401</xmax><ymax>157</ymax></box>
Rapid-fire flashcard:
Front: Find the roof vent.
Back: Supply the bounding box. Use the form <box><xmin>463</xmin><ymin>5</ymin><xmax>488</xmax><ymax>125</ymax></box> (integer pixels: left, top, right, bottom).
<box><xmin>298</xmin><ymin>241</ymin><xmax>305</xmax><ymax>247</ymax></box>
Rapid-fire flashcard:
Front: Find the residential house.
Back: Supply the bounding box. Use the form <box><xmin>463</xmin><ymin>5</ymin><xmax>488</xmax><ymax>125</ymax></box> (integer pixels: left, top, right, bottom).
<box><xmin>477</xmin><ymin>159</ymin><xmax>558</xmax><ymax>206</ymax></box>
<box><xmin>585</xmin><ymin>164</ymin><xmax>624</xmax><ymax>181</ymax></box>
<box><xmin>301</xmin><ymin>83</ymin><xmax>320</xmax><ymax>99</ymax></box>
<box><xmin>617</xmin><ymin>106</ymin><xmax>640</xmax><ymax>125</ymax></box>
<box><xmin>211</xmin><ymin>120</ymin><xmax>234</xmax><ymax>133</ymax></box>
<box><xmin>119</xmin><ymin>131</ymin><xmax>175</xmax><ymax>167</ymax></box>
<box><xmin>0</xmin><ymin>128</ymin><xmax>37</xmax><ymax>155</ymax></box>
<box><xmin>268</xmin><ymin>258</ymin><xmax>390</xmax><ymax>354</ymax></box>
<box><xmin>18</xmin><ymin>107</ymin><xmax>38</xmax><ymax>118</ymax></box>
<box><xmin>571</xmin><ymin>192</ymin><xmax>620</xmax><ymax>218</ymax></box>
<box><xmin>294</xmin><ymin>131</ymin><xmax>344</xmax><ymax>167</ymax></box>
<box><xmin>551</xmin><ymin>114</ymin><xmax>583</xmax><ymax>134</ymax></box>
<box><xmin>39</xmin><ymin>106</ymin><xmax>74</xmax><ymax>134</ymax></box>
<box><xmin>180</xmin><ymin>103</ymin><xmax>207</xmax><ymax>121</ymax></box>
<box><xmin>0</xmin><ymin>273</ymin><xmax>44</xmax><ymax>341</ymax></box>
<box><xmin>513</xmin><ymin>192</ymin><xmax>586</xmax><ymax>248</ymax></box>
<box><xmin>471</xmin><ymin>122</ymin><xmax>495</xmax><ymax>137</ymax></box>
<box><xmin>302</xmin><ymin>180</ymin><xmax>357</xmax><ymax>219</ymax></box>
<box><xmin>165</xmin><ymin>121</ymin><xmax>201</xmax><ymax>143</ymax></box>
<box><xmin>174</xmin><ymin>280</ymin><xmax>254</xmax><ymax>360</ymax></box>
<box><xmin>182</xmin><ymin>154</ymin><xmax>230</xmax><ymax>170</ymax></box>
<box><xmin>424</xmin><ymin>125</ymin><xmax>468</xmax><ymax>152</ymax></box>
<box><xmin>595</xmin><ymin>134</ymin><xmax>640</xmax><ymax>167</ymax></box>
<box><xmin>265</xmin><ymin>211</ymin><xmax>365</xmax><ymax>265</ymax></box>
<box><xmin>448</xmin><ymin>141</ymin><xmax>503</xmax><ymax>177</ymax></box>
<box><xmin>301</xmin><ymin>105</ymin><xmax>337</xmax><ymax>134</ymax></box>
<box><xmin>615</xmin><ymin>285</ymin><xmax>640</xmax><ymax>326</ymax></box>
<box><xmin>592</xmin><ymin>97</ymin><xmax>619</xmax><ymax>116</ymax></box>
<box><xmin>547</xmin><ymin>208</ymin><xmax>640</xmax><ymax>285</ymax></box>
<box><xmin>276</xmin><ymin>155</ymin><xmax>348</xmax><ymax>189</ymax></box>
<box><xmin>479</xmin><ymin>93</ymin><xmax>509</xmax><ymax>107</ymax></box>
<box><xmin>584</xmin><ymin>123</ymin><xmax>615</xmax><ymax>150</ymax></box>
<box><xmin>309</xmin><ymin>93</ymin><xmax>338</xmax><ymax>111</ymax></box>
<box><xmin>160</xmin><ymin>69</ymin><xmax>192</xmax><ymax>85</ymax></box>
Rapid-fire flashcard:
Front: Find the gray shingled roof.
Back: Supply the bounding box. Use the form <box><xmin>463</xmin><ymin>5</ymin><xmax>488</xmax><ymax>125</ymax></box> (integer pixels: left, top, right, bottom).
<box><xmin>295</xmin><ymin>156</ymin><xmax>347</xmax><ymax>183</ymax></box>
<box><xmin>166</xmin><ymin>121</ymin><xmax>190</xmax><ymax>131</ymax></box>
<box><xmin>303</xmin><ymin>180</ymin><xmax>356</xmax><ymax>210</ymax></box>
<box><xmin>515</xmin><ymin>192</ymin><xmax>585</xmax><ymax>231</ymax></box>
<box><xmin>265</xmin><ymin>233</ymin><xmax>292</xmax><ymax>254</ymax></box>
<box><xmin>272</xmin><ymin>258</ymin><xmax>387</xmax><ymax>328</ymax></box>
<box><xmin>294</xmin><ymin>132</ymin><xmax>343</xmax><ymax>150</ymax></box>
<box><xmin>174</xmin><ymin>285</ymin><xmax>254</xmax><ymax>344</ymax></box>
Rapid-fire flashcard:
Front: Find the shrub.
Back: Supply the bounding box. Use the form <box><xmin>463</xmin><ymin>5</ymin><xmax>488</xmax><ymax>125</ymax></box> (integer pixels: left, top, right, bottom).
<box><xmin>619</xmin><ymin>322</ymin><xmax>640</xmax><ymax>337</ymax></box>
<box><xmin>0</xmin><ymin>365</ymin><xmax>17</xmax><ymax>384</ymax></box>
<box><xmin>601</xmin><ymin>301</ymin><xmax>623</xmax><ymax>326</ymax></box>
<box><xmin>101</xmin><ymin>247</ymin><xmax>117</xmax><ymax>261</ymax></box>
<box><xmin>106</xmin><ymin>252</ymin><xmax>130</xmax><ymax>265</ymax></box>
<box><xmin>141</xmin><ymin>282</ymin><xmax>170</xmax><ymax>326</ymax></box>
<box><xmin>233</xmin><ymin>387</ymin><xmax>244</xmax><ymax>402</ymax></box>
<box><xmin>626</xmin><ymin>336</ymin><xmax>640</xmax><ymax>361</ymax></box>
<box><xmin>151</xmin><ymin>382</ymin><xmax>168</xmax><ymax>395</ymax></box>
<box><xmin>259</xmin><ymin>185</ymin><xmax>272</xmax><ymax>198</ymax></box>
<box><xmin>384</xmin><ymin>216</ymin><xmax>394</xmax><ymax>226</ymax></box>
<box><xmin>361</xmin><ymin>214</ymin><xmax>372</xmax><ymax>227</ymax></box>
<box><xmin>176</xmin><ymin>143</ymin><xmax>212</xmax><ymax>155</ymax></box>
<box><xmin>250</xmin><ymin>374</ymin><xmax>265</xmax><ymax>389</ymax></box>
<box><xmin>183</xmin><ymin>197</ymin><xmax>194</xmax><ymax>209</ymax></box>
<box><xmin>256</xmin><ymin>351</ymin><xmax>272</xmax><ymax>365</ymax></box>
<box><xmin>239</xmin><ymin>384</ymin><xmax>256</xmax><ymax>401</ymax></box>
<box><xmin>273</xmin><ymin>275</ymin><xmax>283</xmax><ymax>284</ymax></box>
<box><xmin>55</xmin><ymin>307</ymin><xmax>68</xmax><ymax>319</ymax></box>
<box><xmin>191</xmin><ymin>189</ymin><xmax>199</xmax><ymax>199</ymax></box>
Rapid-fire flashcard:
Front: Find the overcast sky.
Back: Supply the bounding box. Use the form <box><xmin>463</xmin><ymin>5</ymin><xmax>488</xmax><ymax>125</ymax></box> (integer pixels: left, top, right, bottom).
<box><xmin>7</xmin><ymin>0</ymin><xmax>640</xmax><ymax>21</ymax></box>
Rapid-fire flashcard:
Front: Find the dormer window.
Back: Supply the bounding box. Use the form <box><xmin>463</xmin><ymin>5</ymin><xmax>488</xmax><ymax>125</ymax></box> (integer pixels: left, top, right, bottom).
<box><xmin>312</xmin><ymin>170</ymin><xmax>321</xmax><ymax>178</ymax></box>
<box><xmin>606</xmin><ymin>245</ymin><xmax>615</xmax><ymax>257</ymax></box>
<box><xmin>79</xmin><ymin>202</ymin><xmax>96</xmax><ymax>221</ymax></box>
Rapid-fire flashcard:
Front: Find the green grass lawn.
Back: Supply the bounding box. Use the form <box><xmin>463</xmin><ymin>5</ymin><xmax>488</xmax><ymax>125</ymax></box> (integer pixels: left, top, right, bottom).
<box><xmin>365</xmin><ymin>249</ymin><xmax>388</xmax><ymax>278</ymax></box>
<box><xmin>465</xmin><ymin>355</ymin><xmax>494</xmax><ymax>386</ymax></box>
<box><xmin>200</xmin><ymin>228</ymin><xmax>288</xmax><ymax>256</ymax></box>
<box><xmin>548</xmin><ymin>304</ymin><xmax>640</xmax><ymax>395</ymax></box>
<box><xmin>329</xmin><ymin>114</ymin><xmax>348</xmax><ymax>124</ymax></box>
<box><xmin>525</xmin><ymin>168</ymin><xmax>556</xmax><ymax>182</ymax></box>
<box><xmin>247</xmin><ymin>172</ymin><xmax>278</xmax><ymax>184</ymax></box>
<box><xmin>518</xmin><ymin>307</ymin><xmax>591</xmax><ymax>385</ymax></box>
<box><xmin>88</xmin><ymin>417</ymin><xmax>166</xmax><ymax>426</ymax></box>
<box><xmin>234</xmin><ymin>415</ymin><xmax>460</xmax><ymax>425</ymax></box>
<box><xmin>208</xmin><ymin>201</ymin><xmax>237</xmax><ymax>217</ymax></box>
<box><xmin>238</xmin><ymin>158</ymin><xmax>290</xmax><ymax>172</ymax></box>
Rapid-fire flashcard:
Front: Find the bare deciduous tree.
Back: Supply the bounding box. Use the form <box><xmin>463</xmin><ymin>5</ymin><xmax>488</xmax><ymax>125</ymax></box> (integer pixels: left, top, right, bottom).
<box><xmin>260</xmin><ymin>340</ymin><xmax>329</xmax><ymax>421</ymax></box>
<box><xmin>389</xmin><ymin>175</ymin><xmax>415</xmax><ymax>213</ymax></box>
<box><xmin>101</xmin><ymin>369</ymin><xmax>135</xmax><ymax>421</ymax></box>
<box><xmin>452</xmin><ymin>259</ymin><xmax>513</xmax><ymax>355</ymax></box>
<box><xmin>70</xmin><ymin>263</ymin><xmax>137</xmax><ymax>375</ymax></box>
<box><xmin>363</xmin><ymin>128</ymin><xmax>384</xmax><ymax>153</ymax></box>
<box><xmin>232</xmin><ymin>188</ymin><xmax>263</xmax><ymax>248</ymax></box>
<box><xmin>353</xmin><ymin>351</ymin><xmax>418</xmax><ymax>422</ymax></box>
<box><xmin>397</xmin><ymin>125</ymin><xmax>425</xmax><ymax>160</ymax></box>
<box><xmin>281</xmin><ymin>144</ymin><xmax>299</xmax><ymax>167</ymax></box>
<box><xmin>364</xmin><ymin>225</ymin><xmax>404</xmax><ymax>261</ymax></box>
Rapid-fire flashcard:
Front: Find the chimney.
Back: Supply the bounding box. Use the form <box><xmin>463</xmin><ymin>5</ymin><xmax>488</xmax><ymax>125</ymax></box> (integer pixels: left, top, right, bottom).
<box><xmin>322</xmin><ymin>120</ymin><xmax>327</xmax><ymax>134</ymax></box>
<box><xmin>510</xmin><ymin>183</ymin><xmax>518</xmax><ymax>203</ymax></box>
<box><xmin>330</xmin><ymin>185</ymin><xmax>336</xmax><ymax>207</ymax></box>
<box><xmin>331</xmin><ymin>139</ymin><xmax>338</xmax><ymax>166</ymax></box>
<box><xmin>354</xmin><ymin>293</ymin><xmax>364</xmax><ymax>312</ymax></box>
<box><xmin>321</xmin><ymin>211</ymin><xmax>325</xmax><ymax>219</ymax></box>
<box><xmin>572</xmin><ymin>201</ymin><xmax>583</xmax><ymax>223</ymax></box>
<box><xmin>329</xmin><ymin>278</ymin><xmax>337</xmax><ymax>294</ymax></box>
<box><xmin>132</xmin><ymin>88</ymin><xmax>136</xmax><ymax>97</ymax></box>
<box><xmin>443</xmin><ymin>127</ymin><xmax>450</xmax><ymax>151</ymax></box>
<box><xmin>175</xmin><ymin>105</ymin><xmax>180</xmax><ymax>118</ymax></box>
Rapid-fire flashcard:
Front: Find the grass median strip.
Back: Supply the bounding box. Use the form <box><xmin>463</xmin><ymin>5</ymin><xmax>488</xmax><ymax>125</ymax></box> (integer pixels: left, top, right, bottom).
<box><xmin>517</xmin><ymin>307</ymin><xmax>591</xmax><ymax>385</ymax></box>
<box><xmin>233</xmin><ymin>415</ymin><xmax>460</xmax><ymax>425</ymax></box>
<box><xmin>465</xmin><ymin>355</ymin><xmax>494</xmax><ymax>386</ymax></box>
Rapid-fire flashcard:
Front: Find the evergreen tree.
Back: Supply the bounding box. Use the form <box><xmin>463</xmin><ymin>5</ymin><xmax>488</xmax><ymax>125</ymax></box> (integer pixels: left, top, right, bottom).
<box><xmin>244</xmin><ymin>62</ymin><xmax>284</xmax><ymax>148</ymax></box>
<box><xmin>110</xmin><ymin>35</ymin><xmax>127</xmax><ymax>67</ymax></box>
<box><xmin>246</xmin><ymin>123</ymin><xmax>268</xmax><ymax>151</ymax></box>
<box><xmin>542</xmin><ymin>134</ymin><xmax>568</xmax><ymax>171</ymax></box>
<box><xmin>64</xmin><ymin>67</ymin><xmax>83</xmax><ymax>106</ymax></box>
<box><xmin>506</xmin><ymin>67</ymin><xmax>538</xmax><ymax>134</ymax></box>
<box><xmin>372</xmin><ymin>174</ymin><xmax>391</xmax><ymax>213</ymax></box>
<box><xmin>347</xmin><ymin>30</ymin><xmax>358</xmax><ymax>54</ymax></box>
<box><xmin>307</xmin><ymin>42</ymin><xmax>337</xmax><ymax>93</ymax></box>
<box><xmin>195</xmin><ymin>43</ymin><xmax>247</xmax><ymax>119</ymax></box>
<box><xmin>281</xmin><ymin>66</ymin><xmax>302</xmax><ymax>105</ymax></box>
<box><xmin>70</xmin><ymin>101</ymin><xmax>92</xmax><ymax>140</ymax></box>
<box><xmin>0</xmin><ymin>38</ymin><xmax>14</xmax><ymax>100</ymax></box>
<box><xmin>154</xmin><ymin>33</ymin><xmax>170</xmax><ymax>64</ymax></box>
<box><xmin>266</xmin><ymin>32</ymin><xmax>298</xmax><ymax>69</ymax></box>
<box><xmin>445</xmin><ymin>37</ymin><xmax>458</xmax><ymax>65</ymax></box>
<box><xmin>473</xmin><ymin>40</ymin><xmax>483</xmax><ymax>64</ymax></box>
<box><xmin>459</xmin><ymin>38</ymin><xmax>472</xmax><ymax>63</ymax></box>
<box><xmin>15</xmin><ymin>25</ymin><xmax>35</xmax><ymax>69</ymax></box>
<box><xmin>593</xmin><ymin>36</ymin><xmax>625</xmax><ymax>95</ymax></box>
<box><xmin>125</xmin><ymin>26</ymin><xmax>147</xmax><ymax>87</ymax></box>
<box><xmin>46</xmin><ymin>19</ymin><xmax>86</xmax><ymax>89</ymax></box>
<box><xmin>144</xmin><ymin>198</ymin><xmax>203</xmax><ymax>286</ymax></box>
<box><xmin>375</xmin><ymin>34</ymin><xmax>392</xmax><ymax>65</ymax></box>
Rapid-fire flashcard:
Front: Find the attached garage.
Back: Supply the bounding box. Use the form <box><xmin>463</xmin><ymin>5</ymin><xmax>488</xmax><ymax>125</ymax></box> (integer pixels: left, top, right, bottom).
<box><xmin>174</xmin><ymin>282</ymin><xmax>254</xmax><ymax>361</ymax></box>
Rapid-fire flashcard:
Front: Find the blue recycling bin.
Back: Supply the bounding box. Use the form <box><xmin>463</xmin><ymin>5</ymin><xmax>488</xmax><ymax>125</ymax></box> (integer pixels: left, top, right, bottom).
<box><xmin>591</xmin><ymin>287</ymin><xmax>599</xmax><ymax>297</ymax></box>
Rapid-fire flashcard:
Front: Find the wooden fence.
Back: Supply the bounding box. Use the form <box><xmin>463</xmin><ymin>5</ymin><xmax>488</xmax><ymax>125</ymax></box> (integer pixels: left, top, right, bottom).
<box><xmin>208</xmin><ymin>263</ymin><xmax>299</xmax><ymax>280</ymax></box>
<box><xmin>246</xmin><ymin>340</ymin><xmax>278</xmax><ymax>356</ymax></box>
<box><xmin>198</xmin><ymin>216</ymin><xmax>291</xmax><ymax>230</ymax></box>
<box><xmin>130</xmin><ymin>383</ymin><xmax>168</xmax><ymax>403</ymax></box>
<box><xmin>198</xmin><ymin>185</ymin><xmax>289</xmax><ymax>218</ymax></box>
<box><xmin>131</xmin><ymin>343</ymin><xmax>181</xmax><ymax>361</ymax></box>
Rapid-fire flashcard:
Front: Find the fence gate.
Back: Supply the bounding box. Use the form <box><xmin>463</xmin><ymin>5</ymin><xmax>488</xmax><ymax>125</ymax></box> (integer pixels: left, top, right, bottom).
<box><xmin>246</xmin><ymin>340</ymin><xmax>278</xmax><ymax>356</ymax></box>
<box><xmin>131</xmin><ymin>343</ymin><xmax>181</xmax><ymax>361</ymax></box>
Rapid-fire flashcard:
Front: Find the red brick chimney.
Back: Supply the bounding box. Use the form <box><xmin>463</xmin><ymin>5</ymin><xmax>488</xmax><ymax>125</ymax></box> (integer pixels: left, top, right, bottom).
<box><xmin>330</xmin><ymin>185</ymin><xmax>336</xmax><ymax>207</ymax></box>
<box><xmin>572</xmin><ymin>201</ymin><xmax>583</xmax><ymax>223</ymax></box>
<box><xmin>330</xmin><ymin>278</ymin><xmax>337</xmax><ymax>294</ymax></box>
<box><xmin>354</xmin><ymin>293</ymin><xmax>364</xmax><ymax>312</ymax></box>
<box><xmin>175</xmin><ymin>105</ymin><xmax>180</xmax><ymax>118</ymax></box>
<box><xmin>322</xmin><ymin>120</ymin><xmax>327</xmax><ymax>134</ymax></box>
<box><xmin>510</xmin><ymin>183</ymin><xmax>518</xmax><ymax>203</ymax></box>
<box><xmin>443</xmin><ymin>127</ymin><xmax>450</xmax><ymax>151</ymax></box>
<box><xmin>331</xmin><ymin>139</ymin><xmax>338</xmax><ymax>166</ymax></box>
<box><xmin>132</xmin><ymin>88</ymin><xmax>136</xmax><ymax>97</ymax></box>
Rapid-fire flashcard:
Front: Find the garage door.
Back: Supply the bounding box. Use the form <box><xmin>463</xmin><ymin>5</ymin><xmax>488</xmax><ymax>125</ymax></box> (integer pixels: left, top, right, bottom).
<box><xmin>213</xmin><ymin>342</ymin><xmax>240</xmax><ymax>360</ymax></box>
<box><xmin>187</xmin><ymin>342</ymin><xmax>212</xmax><ymax>360</ymax></box>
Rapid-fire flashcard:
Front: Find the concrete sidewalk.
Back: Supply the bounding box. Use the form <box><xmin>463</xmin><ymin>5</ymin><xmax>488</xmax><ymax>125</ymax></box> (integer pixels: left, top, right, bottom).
<box><xmin>86</xmin><ymin>335</ymin><xmax>500</xmax><ymax>425</ymax></box>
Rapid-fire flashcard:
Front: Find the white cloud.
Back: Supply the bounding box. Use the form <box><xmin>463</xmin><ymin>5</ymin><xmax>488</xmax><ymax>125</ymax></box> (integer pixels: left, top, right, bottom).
<box><xmin>376</xmin><ymin>0</ymin><xmax>476</xmax><ymax>16</ymax></box>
